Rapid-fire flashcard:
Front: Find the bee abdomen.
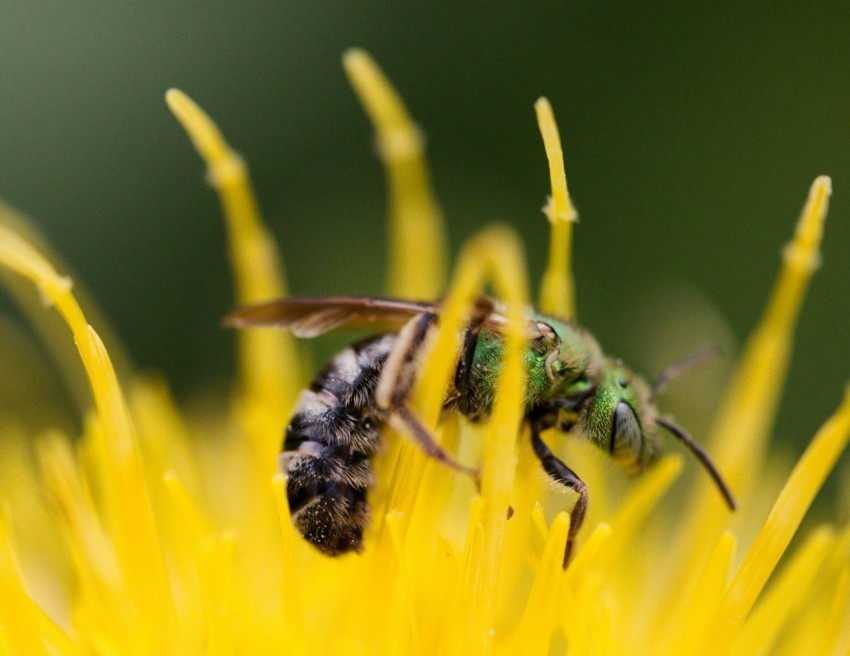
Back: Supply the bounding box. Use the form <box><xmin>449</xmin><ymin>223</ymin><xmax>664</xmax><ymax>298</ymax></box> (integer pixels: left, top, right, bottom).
<box><xmin>282</xmin><ymin>335</ymin><xmax>397</xmax><ymax>555</ymax></box>
<box><xmin>283</xmin><ymin>391</ymin><xmax>377</xmax><ymax>555</ymax></box>
<box><xmin>284</xmin><ymin>444</ymin><xmax>374</xmax><ymax>493</ymax></box>
<box><xmin>285</xmin><ymin>451</ymin><xmax>371</xmax><ymax>555</ymax></box>
<box><xmin>312</xmin><ymin>336</ymin><xmax>395</xmax><ymax>408</ymax></box>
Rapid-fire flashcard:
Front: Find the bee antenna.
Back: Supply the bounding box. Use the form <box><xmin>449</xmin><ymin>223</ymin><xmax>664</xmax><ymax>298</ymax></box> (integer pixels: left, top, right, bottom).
<box><xmin>655</xmin><ymin>416</ymin><xmax>736</xmax><ymax>511</ymax></box>
<box><xmin>651</xmin><ymin>345</ymin><xmax>722</xmax><ymax>399</ymax></box>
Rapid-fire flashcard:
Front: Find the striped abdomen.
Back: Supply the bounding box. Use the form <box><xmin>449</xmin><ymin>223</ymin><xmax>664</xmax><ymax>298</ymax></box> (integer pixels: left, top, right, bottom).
<box><xmin>283</xmin><ymin>333</ymin><xmax>396</xmax><ymax>555</ymax></box>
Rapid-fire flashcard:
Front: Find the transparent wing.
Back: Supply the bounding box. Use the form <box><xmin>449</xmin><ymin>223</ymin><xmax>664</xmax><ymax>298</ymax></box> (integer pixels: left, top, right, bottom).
<box><xmin>224</xmin><ymin>295</ymin><xmax>539</xmax><ymax>339</ymax></box>
<box><xmin>224</xmin><ymin>296</ymin><xmax>439</xmax><ymax>337</ymax></box>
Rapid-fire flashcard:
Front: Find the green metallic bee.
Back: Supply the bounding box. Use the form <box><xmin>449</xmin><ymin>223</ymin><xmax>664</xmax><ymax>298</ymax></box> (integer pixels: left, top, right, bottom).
<box><xmin>227</xmin><ymin>296</ymin><xmax>735</xmax><ymax>567</ymax></box>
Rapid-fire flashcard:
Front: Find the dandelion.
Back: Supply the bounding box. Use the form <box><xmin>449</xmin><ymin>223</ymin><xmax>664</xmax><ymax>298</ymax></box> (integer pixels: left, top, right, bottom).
<box><xmin>0</xmin><ymin>48</ymin><xmax>848</xmax><ymax>655</ymax></box>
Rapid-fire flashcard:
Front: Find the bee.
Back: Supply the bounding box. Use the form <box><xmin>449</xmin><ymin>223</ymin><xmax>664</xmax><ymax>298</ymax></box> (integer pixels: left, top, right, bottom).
<box><xmin>227</xmin><ymin>296</ymin><xmax>735</xmax><ymax>566</ymax></box>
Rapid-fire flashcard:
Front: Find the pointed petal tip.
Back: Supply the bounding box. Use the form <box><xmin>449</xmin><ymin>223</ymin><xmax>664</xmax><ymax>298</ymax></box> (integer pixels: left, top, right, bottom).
<box><xmin>342</xmin><ymin>48</ymin><xmax>368</xmax><ymax>69</ymax></box>
<box><xmin>780</xmin><ymin>175</ymin><xmax>832</xmax><ymax>272</ymax></box>
<box><xmin>813</xmin><ymin>174</ymin><xmax>832</xmax><ymax>193</ymax></box>
<box><xmin>164</xmin><ymin>88</ymin><xmax>195</xmax><ymax>118</ymax></box>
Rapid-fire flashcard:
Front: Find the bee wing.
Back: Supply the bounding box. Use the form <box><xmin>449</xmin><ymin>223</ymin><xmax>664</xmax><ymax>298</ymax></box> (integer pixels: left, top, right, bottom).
<box><xmin>224</xmin><ymin>296</ymin><xmax>438</xmax><ymax>337</ymax></box>
<box><xmin>225</xmin><ymin>295</ymin><xmax>542</xmax><ymax>339</ymax></box>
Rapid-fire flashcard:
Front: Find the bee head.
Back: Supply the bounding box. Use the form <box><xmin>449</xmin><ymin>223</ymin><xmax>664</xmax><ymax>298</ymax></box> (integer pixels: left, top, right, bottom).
<box><xmin>581</xmin><ymin>348</ymin><xmax>736</xmax><ymax>511</ymax></box>
<box><xmin>578</xmin><ymin>359</ymin><xmax>659</xmax><ymax>476</ymax></box>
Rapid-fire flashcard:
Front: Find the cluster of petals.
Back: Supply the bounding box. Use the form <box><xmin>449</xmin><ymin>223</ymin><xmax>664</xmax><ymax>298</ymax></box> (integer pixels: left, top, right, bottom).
<box><xmin>0</xmin><ymin>49</ymin><xmax>846</xmax><ymax>655</ymax></box>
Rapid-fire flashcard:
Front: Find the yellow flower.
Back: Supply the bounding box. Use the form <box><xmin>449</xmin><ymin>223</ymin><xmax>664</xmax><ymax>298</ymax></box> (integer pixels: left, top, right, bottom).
<box><xmin>0</xmin><ymin>48</ymin><xmax>848</xmax><ymax>655</ymax></box>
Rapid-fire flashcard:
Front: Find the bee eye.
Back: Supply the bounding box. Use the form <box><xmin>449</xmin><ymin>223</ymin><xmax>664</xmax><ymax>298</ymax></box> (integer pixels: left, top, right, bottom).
<box><xmin>611</xmin><ymin>402</ymin><xmax>642</xmax><ymax>468</ymax></box>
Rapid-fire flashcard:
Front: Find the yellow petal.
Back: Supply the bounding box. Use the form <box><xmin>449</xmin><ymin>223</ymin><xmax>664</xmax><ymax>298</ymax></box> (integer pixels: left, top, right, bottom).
<box><xmin>535</xmin><ymin>97</ymin><xmax>577</xmax><ymax>319</ymax></box>
<box><xmin>344</xmin><ymin>48</ymin><xmax>447</xmax><ymax>298</ymax></box>
<box><xmin>672</xmin><ymin>175</ymin><xmax>831</xmax><ymax>586</ymax></box>
<box><xmin>0</xmin><ymin>514</ymin><xmax>50</xmax><ymax>655</ymax></box>
<box><xmin>0</xmin><ymin>221</ymin><xmax>175</xmax><ymax>651</ymax></box>
<box><xmin>270</xmin><ymin>473</ymin><xmax>309</xmax><ymax>654</ymax></box>
<box><xmin>730</xmin><ymin>525</ymin><xmax>834</xmax><ymax>656</ymax></box>
<box><xmin>700</xmin><ymin>384</ymin><xmax>850</xmax><ymax>654</ymax></box>
<box><xmin>662</xmin><ymin>531</ymin><xmax>737</xmax><ymax>655</ymax></box>
<box><xmin>166</xmin><ymin>88</ymin><xmax>299</xmax><ymax>466</ymax></box>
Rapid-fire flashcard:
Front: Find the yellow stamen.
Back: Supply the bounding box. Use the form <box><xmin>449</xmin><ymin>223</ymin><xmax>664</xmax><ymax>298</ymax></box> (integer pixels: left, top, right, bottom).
<box><xmin>166</xmin><ymin>88</ymin><xmax>298</xmax><ymax>465</ymax></box>
<box><xmin>374</xmin><ymin>227</ymin><xmax>528</xmax><ymax>540</ymax></box>
<box><xmin>367</xmin><ymin>225</ymin><xmax>529</xmax><ymax>651</ymax></box>
<box><xmin>662</xmin><ymin>531</ymin><xmax>737</xmax><ymax>655</ymax></box>
<box><xmin>730</xmin><ymin>524</ymin><xmax>835</xmax><ymax>656</ymax></box>
<box><xmin>823</xmin><ymin>567</ymin><xmax>850</xmax><ymax>654</ymax></box>
<box><xmin>599</xmin><ymin>455</ymin><xmax>682</xmax><ymax>565</ymax></box>
<box><xmin>713</xmin><ymin>175</ymin><xmax>830</xmax><ymax>477</ymax></box>
<box><xmin>343</xmin><ymin>48</ymin><xmax>447</xmax><ymax>298</ymax></box>
<box><xmin>508</xmin><ymin>511</ymin><xmax>570</xmax><ymax>654</ymax></box>
<box><xmin>535</xmin><ymin>97</ymin><xmax>577</xmax><ymax>319</ymax></box>
<box><xmin>471</xmin><ymin>231</ymin><xmax>529</xmax><ymax>646</ymax></box>
<box><xmin>0</xmin><ymin>514</ymin><xmax>50</xmax><ymax>655</ymax></box>
<box><xmin>441</xmin><ymin>495</ymin><xmax>486</xmax><ymax>653</ymax></box>
<box><xmin>571</xmin><ymin>456</ymin><xmax>683</xmax><ymax>649</ymax></box>
<box><xmin>0</xmin><ymin>222</ymin><xmax>175</xmax><ymax>650</ymax></box>
<box><xmin>130</xmin><ymin>376</ymin><xmax>199</xmax><ymax>493</ymax></box>
<box><xmin>674</xmin><ymin>175</ymin><xmax>831</xmax><ymax>578</ymax></box>
<box><xmin>270</xmin><ymin>473</ymin><xmax>309</xmax><ymax>655</ymax></box>
<box><xmin>0</xmin><ymin>50</ymin><xmax>847</xmax><ymax>656</ymax></box>
<box><xmin>0</xmin><ymin>200</ymin><xmax>133</xmax><ymax>407</ymax></box>
<box><xmin>566</xmin><ymin>521</ymin><xmax>613</xmax><ymax>585</ymax></box>
<box><xmin>700</xmin><ymin>385</ymin><xmax>850</xmax><ymax>654</ymax></box>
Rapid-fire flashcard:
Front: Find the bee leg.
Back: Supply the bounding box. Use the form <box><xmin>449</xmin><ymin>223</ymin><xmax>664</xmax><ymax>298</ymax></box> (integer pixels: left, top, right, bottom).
<box><xmin>388</xmin><ymin>406</ymin><xmax>481</xmax><ymax>480</ymax></box>
<box><xmin>376</xmin><ymin>311</ymin><xmax>438</xmax><ymax>409</ymax></box>
<box><xmin>378</xmin><ymin>311</ymin><xmax>480</xmax><ymax>481</ymax></box>
<box><xmin>529</xmin><ymin>424</ymin><xmax>588</xmax><ymax>568</ymax></box>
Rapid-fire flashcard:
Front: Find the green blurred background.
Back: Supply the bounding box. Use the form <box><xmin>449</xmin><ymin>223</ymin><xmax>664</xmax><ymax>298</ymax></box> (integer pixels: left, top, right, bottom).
<box><xmin>0</xmin><ymin>3</ymin><xmax>848</xmax><ymax>465</ymax></box>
